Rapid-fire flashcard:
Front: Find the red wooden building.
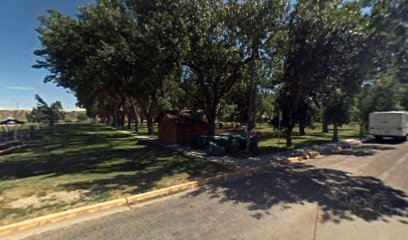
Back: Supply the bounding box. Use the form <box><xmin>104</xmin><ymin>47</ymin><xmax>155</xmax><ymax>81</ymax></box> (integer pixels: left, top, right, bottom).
<box><xmin>157</xmin><ymin>110</ymin><xmax>208</xmax><ymax>145</ymax></box>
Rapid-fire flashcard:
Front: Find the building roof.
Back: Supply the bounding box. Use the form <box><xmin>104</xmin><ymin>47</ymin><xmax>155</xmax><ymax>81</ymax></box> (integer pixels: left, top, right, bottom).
<box><xmin>157</xmin><ymin>109</ymin><xmax>206</xmax><ymax>124</ymax></box>
<box><xmin>0</xmin><ymin>117</ymin><xmax>25</xmax><ymax>125</ymax></box>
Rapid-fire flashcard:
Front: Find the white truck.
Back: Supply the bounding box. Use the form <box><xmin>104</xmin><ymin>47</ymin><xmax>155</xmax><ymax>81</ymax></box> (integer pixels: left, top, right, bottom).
<box><xmin>369</xmin><ymin>111</ymin><xmax>408</xmax><ymax>141</ymax></box>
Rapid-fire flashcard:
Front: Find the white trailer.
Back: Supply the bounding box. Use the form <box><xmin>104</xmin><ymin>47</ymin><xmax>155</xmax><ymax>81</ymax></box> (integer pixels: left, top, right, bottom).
<box><xmin>369</xmin><ymin>111</ymin><xmax>408</xmax><ymax>141</ymax></box>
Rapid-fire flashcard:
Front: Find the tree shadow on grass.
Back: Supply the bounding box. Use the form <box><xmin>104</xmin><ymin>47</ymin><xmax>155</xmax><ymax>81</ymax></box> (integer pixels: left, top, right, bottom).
<box><xmin>0</xmin><ymin>123</ymin><xmax>228</xmax><ymax>223</ymax></box>
<box><xmin>0</xmin><ymin>123</ymin><xmax>229</xmax><ymax>209</ymax></box>
<box><xmin>59</xmin><ymin>156</ymin><xmax>227</xmax><ymax>199</ymax></box>
<box><xmin>54</xmin><ymin>150</ymin><xmax>229</xmax><ymax>205</ymax></box>
<box><xmin>0</xmin><ymin>124</ymin><xmax>227</xmax><ymax>182</ymax></box>
<box><xmin>0</xmin><ymin>141</ymin><xmax>226</xmax><ymax>180</ymax></box>
<box><xmin>186</xmin><ymin>162</ymin><xmax>408</xmax><ymax>223</ymax></box>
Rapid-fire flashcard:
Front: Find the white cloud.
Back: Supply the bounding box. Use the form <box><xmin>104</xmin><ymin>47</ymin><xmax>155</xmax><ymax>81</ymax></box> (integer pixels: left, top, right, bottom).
<box><xmin>5</xmin><ymin>86</ymin><xmax>35</xmax><ymax>91</ymax></box>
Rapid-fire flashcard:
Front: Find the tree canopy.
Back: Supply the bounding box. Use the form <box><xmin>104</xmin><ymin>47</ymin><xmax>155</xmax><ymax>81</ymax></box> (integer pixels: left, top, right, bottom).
<box><xmin>34</xmin><ymin>0</ymin><xmax>407</xmax><ymax>148</ymax></box>
<box><xmin>27</xmin><ymin>95</ymin><xmax>65</xmax><ymax>126</ymax></box>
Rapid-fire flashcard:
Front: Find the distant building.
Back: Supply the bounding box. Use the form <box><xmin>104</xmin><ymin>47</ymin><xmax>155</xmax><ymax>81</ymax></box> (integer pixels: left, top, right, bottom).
<box><xmin>157</xmin><ymin>110</ymin><xmax>208</xmax><ymax>145</ymax></box>
<box><xmin>0</xmin><ymin>117</ymin><xmax>25</xmax><ymax>125</ymax></box>
<box><xmin>0</xmin><ymin>117</ymin><xmax>26</xmax><ymax>141</ymax></box>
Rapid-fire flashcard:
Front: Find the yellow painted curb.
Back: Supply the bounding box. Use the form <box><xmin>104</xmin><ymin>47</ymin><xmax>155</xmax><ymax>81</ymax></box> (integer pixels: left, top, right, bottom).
<box><xmin>287</xmin><ymin>152</ymin><xmax>321</xmax><ymax>164</ymax></box>
<box><xmin>0</xmin><ymin>166</ymin><xmax>266</xmax><ymax>237</ymax></box>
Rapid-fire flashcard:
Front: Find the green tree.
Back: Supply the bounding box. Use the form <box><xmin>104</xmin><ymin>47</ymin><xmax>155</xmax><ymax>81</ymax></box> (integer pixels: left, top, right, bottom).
<box><xmin>365</xmin><ymin>0</ymin><xmax>407</xmax><ymax>112</ymax></box>
<box><xmin>323</xmin><ymin>94</ymin><xmax>353</xmax><ymax>141</ymax></box>
<box><xmin>180</xmin><ymin>0</ymin><xmax>283</xmax><ymax>137</ymax></box>
<box><xmin>275</xmin><ymin>0</ymin><xmax>371</xmax><ymax>145</ymax></box>
<box><xmin>366</xmin><ymin>0</ymin><xmax>407</xmax><ymax>81</ymax></box>
<box><xmin>34</xmin><ymin>0</ymin><xmax>186</xmax><ymax>134</ymax></box>
<box><xmin>125</xmin><ymin>0</ymin><xmax>189</xmax><ymax>134</ymax></box>
<box><xmin>28</xmin><ymin>95</ymin><xmax>65</xmax><ymax>126</ymax></box>
<box><xmin>77</xmin><ymin>113</ymin><xmax>88</xmax><ymax>122</ymax></box>
<box><xmin>179</xmin><ymin>0</ymin><xmax>249</xmax><ymax>136</ymax></box>
<box><xmin>26</xmin><ymin>108</ymin><xmax>42</xmax><ymax>124</ymax></box>
<box><xmin>354</xmin><ymin>76</ymin><xmax>402</xmax><ymax>136</ymax></box>
<box><xmin>401</xmin><ymin>86</ymin><xmax>408</xmax><ymax>110</ymax></box>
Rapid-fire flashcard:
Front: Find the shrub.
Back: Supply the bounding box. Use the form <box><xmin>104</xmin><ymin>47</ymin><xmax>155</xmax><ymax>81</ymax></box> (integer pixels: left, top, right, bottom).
<box><xmin>191</xmin><ymin>135</ymin><xmax>207</xmax><ymax>149</ymax></box>
<box><xmin>206</xmin><ymin>141</ymin><xmax>226</xmax><ymax>156</ymax></box>
<box><xmin>77</xmin><ymin>113</ymin><xmax>88</xmax><ymax>122</ymax></box>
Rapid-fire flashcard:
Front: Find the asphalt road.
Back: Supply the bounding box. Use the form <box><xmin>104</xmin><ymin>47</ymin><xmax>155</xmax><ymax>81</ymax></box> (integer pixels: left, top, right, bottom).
<box><xmin>15</xmin><ymin>140</ymin><xmax>408</xmax><ymax>240</ymax></box>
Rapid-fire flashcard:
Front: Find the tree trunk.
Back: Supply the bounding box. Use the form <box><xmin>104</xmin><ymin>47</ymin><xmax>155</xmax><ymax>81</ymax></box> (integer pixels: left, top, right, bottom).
<box><xmin>286</xmin><ymin>127</ymin><xmax>293</xmax><ymax>147</ymax></box>
<box><xmin>299</xmin><ymin>122</ymin><xmax>306</xmax><ymax>136</ymax></box>
<box><xmin>322</xmin><ymin>120</ymin><xmax>329</xmax><ymax>133</ymax></box>
<box><xmin>121</xmin><ymin>110</ymin><xmax>126</xmax><ymax>128</ymax></box>
<box><xmin>146</xmin><ymin>116</ymin><xmax>154</xmax><ymax>135</ymax></box>
<box><xmin>207</xmin><ymin>114</ymin><xmax>216</xmax><ymax>136</ymax></box>
<box><xmin>134</xmin><ymin>115</ymin><xmax>139</xmax><ymax>133</ymax></box>
<box><xmin>246</xmin><ymin>42</ymin><xmax>258</xmax><ymax>153</ymax></box>
<box><xmin>359</xmin><ymin>122</ymin><xmax>364</xmax><ymax>139</ymax></box>
<box><xmin>113</xmin><ymin>113</ymin><xmax>118</xmax><ymax>128</ymax></box>
<box><xmin>129</xmin><ymin>98</ymin><xmax>139</xmax><ymax>134</ymax></box>
<box><xmin>332</xmin><ymin>123</ymin><xmax>339</xmax><ymax>141</ymax></box>
<box><xmin>140</xmin><ymin>115</ymin><xmax>144</xmax><ymax>126</ymax></box>
<box><xmin>127</xmin><ymin>111</ymin><xmax>132</xmax><ymax>130</ymax></box>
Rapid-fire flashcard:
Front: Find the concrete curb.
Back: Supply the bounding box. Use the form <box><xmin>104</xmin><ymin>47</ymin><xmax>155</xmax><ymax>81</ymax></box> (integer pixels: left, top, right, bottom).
<box><xmin>285</xmin><ymin>140</ymin><xmax>361</xmax><ymax>164</ymax></box>
<box><xmin>0</xmin><ymin>166</ymin><xmax>266</xmax><ymax>237</ymax></box>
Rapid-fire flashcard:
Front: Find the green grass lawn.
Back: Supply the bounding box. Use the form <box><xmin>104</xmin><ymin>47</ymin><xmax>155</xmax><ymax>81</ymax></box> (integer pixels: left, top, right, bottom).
<box><xmin>255</xmin><ymin>123</ymin><xmax>361</xmax><ymax>154</ymax></box>
<box><xmin>128</xmin><ymin>123</ymin><xmax>158</xmax><ymax>136</ymax></box>
<box><xmin>0</xmin><ymin>123</ymin><xmax>227</xmax><ymax>226</ymax></box>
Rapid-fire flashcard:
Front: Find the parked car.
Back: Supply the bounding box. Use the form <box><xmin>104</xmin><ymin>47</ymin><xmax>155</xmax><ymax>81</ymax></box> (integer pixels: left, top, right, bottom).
<box><xmin>369</xmin><ymin>111</ymin><xmax>408</xmax><ymax>141</ymax></box>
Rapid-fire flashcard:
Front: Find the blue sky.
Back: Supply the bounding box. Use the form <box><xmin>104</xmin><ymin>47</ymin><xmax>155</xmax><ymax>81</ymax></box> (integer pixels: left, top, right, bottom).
<box><xmin>0</xmin><ymin>0</ymin><xmax>94</xmax><ymax>109</ymax></box>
